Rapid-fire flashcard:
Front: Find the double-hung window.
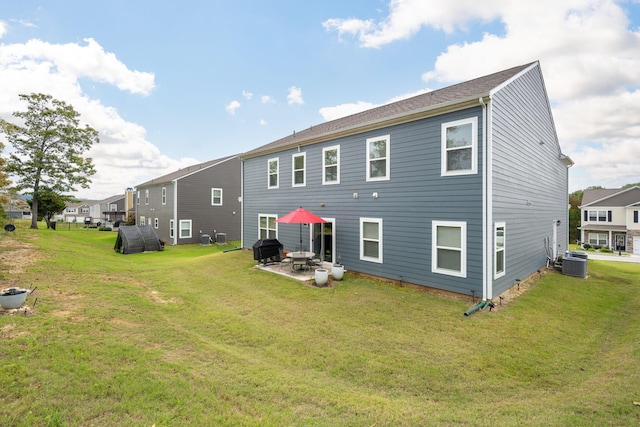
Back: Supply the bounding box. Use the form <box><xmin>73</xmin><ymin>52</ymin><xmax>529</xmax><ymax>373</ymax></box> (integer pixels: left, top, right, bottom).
<box><xmin>268</xmin><ymin>158</ymin><xmax>279</xmax><ymax>189</ymax></box>
<box><xmin>441</xmin><ymin>117</ymin><xmax>478</xmax><ymax>176</ymax></box>
<box><xmin>154</xmin><ymin>218</ymin><xmax>159</xmax><ymax>229</ymax></box>
<box><xmin>366</xmin><ymin>135</ymin><xmax>390</xmax><ymax>181</ymax></box>
<box><xmin>323</xmin><ymin>146</ymin><xmax>340</xmax><ymax>185</ymax></box>
<box><xmin>360</xmin><ymin>218</ymin><xmax>383</xmax><ymax>263</ymax></box>
<box><xmin>432</xmin><ymin>221</ymin><xmax>467</xmax><ymax>277</ymax></box>
<box><xmin>588</xmin><ymin>233</ymin><xmax>607</xmax><ymax>246</ymax></box>
<box><xmin>109</xmin><ymin>204</ymin><xmax>117</xmax><ymax>212</ymax></box>
<box><xmin>211</xmin><ymin>188</ymin><xmax>223</xmax><ymax>206</ymax></box>
<box><xmin>179</xmin><ymin>220</ymin><xmax>192</xmax><ymax>239</ymax></box>
<box><xmin>495</xmin><ymin>223</ymin><xmax>506</xmax><ymax>278</ymax></box>
<box><xmin>139</xmin><ymin>216</ymin><xmax>146</xmax><ymax>226</ymax></box>
<box><xmin>587</xmin><ymin>210</ymin><xmax>609</xmax><ymax>222</ymax></box>
<box><xmin>259</xmin><ymin>214</ymin><xmax>277</xmax><ymax>239</ymax></box>
<box><xmin>145</xmin><ymin>189</ymin><xmax>149</xmax><ymax>205</ymax></box>
<box><xmin>169</xmin><ymin>220</ymin><xmax>174</xmax><ymax>238</ymax></box>
<box><xmin>292</xmin><ymin>153</ymin><xmax>306</xmax><ymax>187</ymax></box>
<box><xmin>162</xmin><ymin>187</ymin><xmax>167</xmax><ymax>205</ymax></box>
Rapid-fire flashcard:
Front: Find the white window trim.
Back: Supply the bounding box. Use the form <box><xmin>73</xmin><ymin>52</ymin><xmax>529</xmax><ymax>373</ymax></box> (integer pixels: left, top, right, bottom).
<box><xmin>494</xmin><ymin>222</ymin><xmax>506</xmax><ymax>279</ymax></box>
<box><xmin>154</xmin><ymin>218</ymin><xmax>159</xmax><ymax>229</ymax></box>
<box><xmin>322</xmin><ymin>145</ymin><xmax>340</xmax><ymax>185</ymax></box>
<box><xmin>139</xmin><ymin>216</ymin><xmax>146</xmax><ymax>226</ymax></box>
<box><xmin>162</xmin><ymin>187</ymin><xmax>167</xmax><ymax>205</ymax></box>
<box><xmin>268</xmin><ymin>157</ymin><xmax>279</xmax><ymax>189</ymax></box>
<box><xmin>258</xmin><ymin>214</ymin><xmax>278</xmax><ymax>240</ymax></box>
<box><xmin>432</xmin><ymin>220</ymin><xmax>467</xmax><ymax>278</ymax></box>
<box><xmin>588</xmin><ymin>233</ymin><xmax>607</xmax><ymax>246</ymax></box>
<box><xmin>109</xmin><ymin>204</ymin><xmax>117</xmax><ymax>212</ymax></box>
<box><xmin>291</xmin><ymin>152</ymin><xmax>306</xmax><ymax>187</ymax></box>
<box><xmin>179</xmin><ymin>220</ymin><xmax>192</xmax><ymax>239</ymax></box>
<box><xmin>137</xmin><ymin>191</ymin><xmax>140</xmax><ymax>205</ymax></box>
<box><xmin>169</xmin><ymin>219</ymin><xmax>174</xmax><ymax>238</ymax></box>
<box><xmin>360</xmin><ymin>217</ymin><xmax>383</xmax><ymax>263</ymax></box>
<box><xmin>366</xmin><ymin>135</ymin><xmax>390</xmax><ymax>182</ymax></box>
<box><xmin>441</xmin><ymin>117</ymin><xmax>478</xmax><ymax>176</ymax></box>
<box><xmin>211</xmin><ymin>188</ymin><xmax>223</xmax><ymax>206</ymax></box>
<box><xmin>587</xmin><ymin>210</ymin><xmax>608</xmax><ymax>222</ymax></box>
<box><xmin>145</xmin><ymin>189</ymin><xmax>150</xmax><ymax>205</ymax></box>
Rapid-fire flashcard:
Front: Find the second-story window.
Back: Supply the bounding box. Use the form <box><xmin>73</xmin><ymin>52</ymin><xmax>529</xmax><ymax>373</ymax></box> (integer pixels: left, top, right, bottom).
<box><xmin>292</xmin><ymin>153</ymin><xmax>306</xmax><ymax>187</ymax></box>
<box><xmin>323</xmin><ymin>146</ymin><xmax>340</xmax><ymax>185</ymax></box>
<box><xmin>145</xmin><ymin>189</ymin><xmax>149</xmax><ymax>205</ymax></box>
<box><xmin>211</xmin><ymin>188</ymin><xmax>223</xmax><ymax>206</ymax></box>
<box><xmin>366</xmin><ymin>135</ymin><xmax>390</xmax><ymax>181</ymax></box>
<box><xmin>162</xmin><ymin>187</ymin><xmax>167</xmax><ymax>205</ymax></box>
<box><xmin>268</xmin><ymin>158</ymin><xmax>279</xmax><ymax>189</ymax></box>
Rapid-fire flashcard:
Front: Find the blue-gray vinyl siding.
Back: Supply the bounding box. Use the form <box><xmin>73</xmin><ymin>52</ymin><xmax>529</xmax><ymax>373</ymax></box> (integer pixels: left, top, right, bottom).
<box><xmin>243</xmin><ymin>107</ymin><xmax>485</xmax><ymax>295</ymax></box>
<box><xmin>490</xmin><ymin>66</ymin><xmax>569</xmax><ymax>296</ymax></box>
<box><xmin>137</xmin><ymin>157</ymin><xmax>241</xmax><ymax>245</ymax></box>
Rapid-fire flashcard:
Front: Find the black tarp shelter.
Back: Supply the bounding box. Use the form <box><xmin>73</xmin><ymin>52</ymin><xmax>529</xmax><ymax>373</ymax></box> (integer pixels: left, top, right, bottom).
<box><xmin>114</xmin><ymin>225</ymin><xmax>164</xmax><ymax>254</ymax></box>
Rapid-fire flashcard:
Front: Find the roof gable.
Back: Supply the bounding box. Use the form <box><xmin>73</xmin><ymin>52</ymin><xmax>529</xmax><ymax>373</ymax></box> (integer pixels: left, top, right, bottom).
<box><xmin>581</xmin><ymin>186</ymin><xmax>640</xmax><ymax>207</ymax></box>
<box><xmin>241</xmin><ymin>61</ymin><xmax>537</xmax><ymax>158</ymax></box>
<box><xmin>135</xmin><ymin>155</ymin><xmax>238</xmax><ymax>188</ymax></box>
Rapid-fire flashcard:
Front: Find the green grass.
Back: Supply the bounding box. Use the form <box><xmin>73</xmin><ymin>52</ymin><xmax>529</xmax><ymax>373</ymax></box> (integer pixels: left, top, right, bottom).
<box><xmin>1</xmin><ymin>222</ymin><xmax>640</xmax><ymax>426</ymax></box>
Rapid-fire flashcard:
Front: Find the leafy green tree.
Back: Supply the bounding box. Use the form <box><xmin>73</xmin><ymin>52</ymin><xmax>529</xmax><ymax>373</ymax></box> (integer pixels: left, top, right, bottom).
<box><xmin>27</xmin><ymin>188</ymin><xmax>76</xmax><ymax>229</ymax></box>
<box><xmin>0</xmin><ymin>93</ymin><xmax>99</xmax><ymax>229</ymax></box>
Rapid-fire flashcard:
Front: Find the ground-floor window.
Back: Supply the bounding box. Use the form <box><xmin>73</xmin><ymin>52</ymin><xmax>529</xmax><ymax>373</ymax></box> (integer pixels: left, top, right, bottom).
<box><xmin>259</xmin><ymin>214</ymin><xmax>277</xmax><ymax>239</ymax></box>
<box><xmin>154</xmin><ymin>218</ymin><xmax>159</xmax><ymax>229</ymax></box>
<box><xmin>179</xmin><ymin>220</ymin><xmax>192</xmax><ymax>239</ymax></box>
<box><xmin>360</xmin><ymin>218</ymin><xmax>383</xmax><ymax>263</ymax></box>
<box><xmin>139</xmin><ymin>216</ymin><xmax>146</xmax><ymax>226</ymax></box>
<box><xmin>432</xmin><ymin>220</ymin><xmax>467</xmax><ymax>277</ymax></box>
<box><xmin>588</xmin><ymin>233</ymin><xmax>607</xmax><ymax>246</ymax></box>
<box><xmin>495</xmin><ymin>222</ymin><xmax>505</xmax><ymax>279</ymax></box>
<box><xmin>170</xmin><ymin>219</ymin><xmax>174</xmax><ymax>238</ymax></box>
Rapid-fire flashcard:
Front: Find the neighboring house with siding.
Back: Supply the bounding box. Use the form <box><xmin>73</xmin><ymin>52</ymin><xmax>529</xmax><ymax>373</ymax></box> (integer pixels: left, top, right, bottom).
<box><xmin>240</xmin><ymin>61</ymin><xmax>573</xmax><ymax>300</ymax></box>
<box><xmin>579</xmin><ymin>186</ymin><xmax>640</xmax><ymax>254</ymax></box>
<box><xmin>62</xmin><ymin>200</ymin><xmax>97</xmax><ymax>223</ymax></box>
<box><xmin>135</xmin><ymin>155</ymin><xmax>241</xmax><ymax>245</ymax></box>
<box><xmin>98</xmin><ymin>194</ymin><xmax>127</xmax><ymax>225</ymax></box>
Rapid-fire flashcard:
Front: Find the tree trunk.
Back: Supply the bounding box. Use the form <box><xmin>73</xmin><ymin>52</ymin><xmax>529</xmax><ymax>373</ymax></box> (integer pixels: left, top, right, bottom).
<box><xmin>30</xmin><ymin>195</ymin><xmax>39</xmax><ymax>229</ymax></box>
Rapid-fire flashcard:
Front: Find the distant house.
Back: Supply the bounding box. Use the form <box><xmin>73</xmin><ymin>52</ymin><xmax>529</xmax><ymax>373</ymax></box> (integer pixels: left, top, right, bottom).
<box><xmin>98</xmin><ymin>194</ymin><xmax>127</xmax><ymax>225</ymax></box>
<box><xmin>240</xmin><ymin>61</ymin><xmax>573</xmax><ymax>300</ymax></box>
<box><xmin>579</xmin><ymin>186</ymin><xmax>640</xmax><ymax>254</ymax></box>
<box><xmin>62</xmin><ymin>200</ymin><xmax>97</xmax><ymax>223</ymax></box>
<box><xmin>135</xmin><ymin>155</ymin><xmax>241</xmax><ymax>245</ymax></box>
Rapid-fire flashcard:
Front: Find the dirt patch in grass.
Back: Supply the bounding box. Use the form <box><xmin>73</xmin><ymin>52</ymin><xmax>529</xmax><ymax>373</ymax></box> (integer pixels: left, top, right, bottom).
<box><xmin>0</xmin><ymin>237</ymin><xmax>42</xmax><ymax>277</ymax></box>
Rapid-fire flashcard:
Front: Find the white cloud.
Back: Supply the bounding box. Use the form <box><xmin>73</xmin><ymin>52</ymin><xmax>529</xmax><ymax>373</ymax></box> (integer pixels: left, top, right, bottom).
<box><xmin>261</xmin><ymin>95</ymin><xmax>274</xmax><ymax>104</ymax></box>
<box><xmin>0</xmin><ymin>20</ymin><xmax>7</xmax><ymax>38</ymax></box>
<box><xmin>225</xmin><ymin>100</ymin><xmax>241</xmax><ymax>115</ymax></box>
<box><xmin>287</xmin><ymin>86</ymin><xmax>304</xmax><ymax>105</ymax></box>
<box><xmin>259</xmin><ymin>119</ymin><xmax>268</xmax><ymax>126</ymax></box>
<box><xmin>0</xmin><ymin>37</ymin><xmax>183</xmax><ymax>199</ymax></box>
<box><xmin>319</xmin><ymin>89</ymin><xmax>429</xmax><ymax>121</ymax></box>
<box><xmin>242</xmin><ymin>90</ymin><xmax>253</xmax><ymax>100</ymax></box>
<box><xmin>324</xmin><ymin>0</ymin><xmax>640</xmax><ymax>190</ymax></box>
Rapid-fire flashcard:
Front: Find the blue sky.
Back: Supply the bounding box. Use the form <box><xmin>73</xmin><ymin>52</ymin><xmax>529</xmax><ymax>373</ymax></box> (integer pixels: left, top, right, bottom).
<box><xmin>1</xmin><ymin>0</ymin><xmax>640</xmax><ymax>198</ymax></box>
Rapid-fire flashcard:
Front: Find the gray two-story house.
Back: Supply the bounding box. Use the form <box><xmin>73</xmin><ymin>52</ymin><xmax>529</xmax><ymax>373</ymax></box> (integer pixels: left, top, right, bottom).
<box><xmin>241</xmin><ymin>61</ymin><xmax>573</xmax><ymax>300</ymax></box>
<box><xmin>135</xmin><ymin>155</ymin><xmax>241</xmax><ymax>245</ymax></box>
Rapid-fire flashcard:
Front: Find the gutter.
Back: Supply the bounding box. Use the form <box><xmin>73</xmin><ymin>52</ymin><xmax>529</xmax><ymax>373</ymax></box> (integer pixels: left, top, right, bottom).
<box><xmin>479</xmin><ymin>96</ymin><xmax>491</xmax><ymax>301</ymax></box>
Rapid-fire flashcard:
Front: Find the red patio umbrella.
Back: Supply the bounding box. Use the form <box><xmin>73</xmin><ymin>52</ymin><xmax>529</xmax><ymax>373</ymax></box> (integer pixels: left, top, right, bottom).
<box><xmin>275</xmin><ymin>207</ymin><xmax>326</xmax><ymax>252</ymax></box>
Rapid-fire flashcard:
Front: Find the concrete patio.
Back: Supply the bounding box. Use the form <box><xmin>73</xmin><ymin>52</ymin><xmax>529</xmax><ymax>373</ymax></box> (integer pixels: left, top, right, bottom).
<box><xmin>253</xmin><ymin>260</ymin><xmax>341</xmax><ymax>282</ymax></box>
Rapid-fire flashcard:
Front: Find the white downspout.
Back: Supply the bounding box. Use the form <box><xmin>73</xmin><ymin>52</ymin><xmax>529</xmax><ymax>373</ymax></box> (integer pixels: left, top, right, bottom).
<box><xmin>240</xmin><ymin>160</ymin><xmax>244</xmax><ymax>248</ymax></box>
<box><xmin>479</xmin><ymin>97</ymin><xmax>491</xmax><ymax>301</ymax></box>
<box><xmin>172</xmin><ymin>179</ymin><xmax>178</xmax><ymax>245</ymax></box>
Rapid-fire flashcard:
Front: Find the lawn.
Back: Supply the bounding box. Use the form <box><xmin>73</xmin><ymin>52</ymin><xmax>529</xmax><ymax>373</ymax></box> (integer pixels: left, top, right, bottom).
<box><xmin>1</xmin><ymin>223</ymin><xmax>639</xmax><ymax>426</ymax></box>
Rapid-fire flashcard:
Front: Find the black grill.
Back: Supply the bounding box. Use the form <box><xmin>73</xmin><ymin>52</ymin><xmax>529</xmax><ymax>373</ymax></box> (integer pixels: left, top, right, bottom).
<box><xmin>252</xmin><ymin>238</ymin><xmax>283</xmax><ymax>264</ymax></box>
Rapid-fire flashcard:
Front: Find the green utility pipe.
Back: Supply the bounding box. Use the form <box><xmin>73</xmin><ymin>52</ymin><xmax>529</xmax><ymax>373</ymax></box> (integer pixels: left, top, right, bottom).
<box><xmin>464</xmin><ymin>300</ymin><xmax>487</xmax><ymax>317</ymax></box>
<box><xmin>223</xmin><ymin>247</ymin><xmax>242</xmax><ymax>253</ymax></box>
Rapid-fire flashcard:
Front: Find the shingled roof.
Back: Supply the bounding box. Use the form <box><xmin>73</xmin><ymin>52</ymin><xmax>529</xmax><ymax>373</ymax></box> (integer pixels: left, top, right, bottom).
<box><xmin>241</xmin><ymin>61</ymin><xmax>537</xmax><ymax>158</ymax></box>
<box><xmin>136</xmin><ymin>155</ymin><xmax>237</xmax><ymax>188</ymax></box>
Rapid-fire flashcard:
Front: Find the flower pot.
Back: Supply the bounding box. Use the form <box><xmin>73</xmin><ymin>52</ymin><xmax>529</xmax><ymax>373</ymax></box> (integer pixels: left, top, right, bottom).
<box><xmin>0</xmin><ymin>288</ymin><xmax>28</xmax><ymax>309</ymax></box>
<box><xmin>331</xmin><ymin>264</ymin><xmax>344</xmax><ymax>280</ymax></box>
<box><xmin>315</xmin><ymin>268</ymin><xmax>329</xmax><ymax>286</ymax></box>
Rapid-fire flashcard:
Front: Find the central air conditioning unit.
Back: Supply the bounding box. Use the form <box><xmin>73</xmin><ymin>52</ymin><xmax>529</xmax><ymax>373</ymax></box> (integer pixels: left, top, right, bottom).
<box><xmin>562</xmin><ymin>256</ymin><xmax>587</xmax><ymax>278</ymax></box>
<box><xmin>215</xmin><ymin>232</ymin><xmax>227</xmax><ymax>245</ymax></box>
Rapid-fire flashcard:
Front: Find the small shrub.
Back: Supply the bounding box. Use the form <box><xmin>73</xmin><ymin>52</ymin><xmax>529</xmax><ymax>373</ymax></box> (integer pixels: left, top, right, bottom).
<box><xmin>582</xmin><ymin>243</ymin><xmax>591</xmax><ymax>250</ymax></box>
<box><xmin>600</xmin><ymin>247</ymin><xmax>612</xmax><ymax>253</ymax></box>
<box><xmin>98</xmin><ymin>227</ymin><xmax>112</xmax><ymax>232</ymax></box>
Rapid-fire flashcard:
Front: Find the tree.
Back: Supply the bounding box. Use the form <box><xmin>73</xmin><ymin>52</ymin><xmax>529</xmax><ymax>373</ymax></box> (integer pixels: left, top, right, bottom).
<box><xmin>27</xmin><ymin>188</ymin><xmax>76</xmax><ymax>229</ymax></box>
<box><xmin>0</xmin><ymin>93</ymin><xmax>99</xmax><ymax>229</ymax></box>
